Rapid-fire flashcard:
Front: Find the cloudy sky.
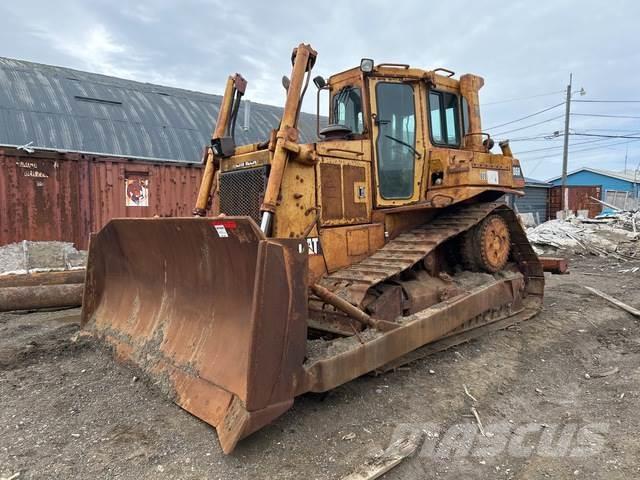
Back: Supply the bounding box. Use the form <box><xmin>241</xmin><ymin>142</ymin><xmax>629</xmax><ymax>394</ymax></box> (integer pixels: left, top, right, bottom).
<box><xmin>2</xmin><ymin>0</ymin><xmax>639</xmax><ymax>180</ymax></box>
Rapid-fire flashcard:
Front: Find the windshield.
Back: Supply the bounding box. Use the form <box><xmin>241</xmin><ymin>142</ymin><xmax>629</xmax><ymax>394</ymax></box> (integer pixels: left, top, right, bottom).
<box><xmin>332</xmin><ymin>86</ymin><xmax>364</xmax><ymax>134</ymax></box>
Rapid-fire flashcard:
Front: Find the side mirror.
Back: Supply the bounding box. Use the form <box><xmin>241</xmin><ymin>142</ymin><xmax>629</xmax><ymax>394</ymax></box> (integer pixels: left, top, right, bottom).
<box><xmin>313</xmin><ymin>75</ymin><xmax>326</xmax><ymax>89</ymax></box>
<box><xmin>282</xmin><ymin>75</ymin><xmax>291</xmax><ymax>91</ymax></box>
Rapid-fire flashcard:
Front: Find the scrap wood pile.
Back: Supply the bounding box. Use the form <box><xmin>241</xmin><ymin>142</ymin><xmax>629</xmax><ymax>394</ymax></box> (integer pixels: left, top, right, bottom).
<box><xmin>590</xmin><ymin>209</ymin><xmax>640</xmax><ymax>234</ymax></box>
<box><xmin>526</xmin><ymin>215</ymin><xmax>638</xmax><ymax>260</ymax></box>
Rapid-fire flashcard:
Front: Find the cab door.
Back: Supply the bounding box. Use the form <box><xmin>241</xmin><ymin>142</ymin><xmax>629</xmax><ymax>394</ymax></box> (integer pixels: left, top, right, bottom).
<box><xmin>368</xmin><ymin>78</ymin><xmax>426</xmax><ymax>207</ymax></box>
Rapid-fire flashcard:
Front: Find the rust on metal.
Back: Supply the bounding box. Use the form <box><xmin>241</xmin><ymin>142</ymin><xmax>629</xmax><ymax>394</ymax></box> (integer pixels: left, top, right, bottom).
<box><xmin>320</xmin><ymin>203</ymin><xmax>517</xmax><ymax>307</ymax></box>
<box><xmin>548</xmin><ymin>185</ymin><xmax>602</xmax><ymax>218</ymax></box>
<box><xmin>0</xmin><ymin>147</ymin><xmax>205</xmax><ymax>250</ymax></box>
<box><xmin>300</xmin><ymin>271</ymin><xmax>533</xmax><ymax>393</ymax></box>
<box><xmin>79</xmin><ymin>43</ymin><xmax>548</xmax><ymax>455</ymax></box>
<box><xmin>310</xmin><ymin>283</ymin><xmax>397</xmax><ymax>331</ymax></box>
<box><xmin>474</xmin><ymin>214</ymin><xmax>511</xmax><ymax>273</ymax></box>
<box><xmin>539</xmin><ymin>256</ymin><xmax>569</xmax><ymax>274</ymax></box>
<box><xmin>81</xmin><ymin>216</ymin><xmax>308</xmax><ymax>453</ymax></box>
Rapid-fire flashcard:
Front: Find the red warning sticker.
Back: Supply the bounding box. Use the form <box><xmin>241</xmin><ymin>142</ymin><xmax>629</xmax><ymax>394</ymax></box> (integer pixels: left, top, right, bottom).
<box><xmin>211</xmin><ymin>220</ymin><xmax>237</xmax><ymax>229</ymax></box>
<box><xmin>211</xmin><ymin>219</ymin><xmax>237</xmax><ymax>238</ymax></box>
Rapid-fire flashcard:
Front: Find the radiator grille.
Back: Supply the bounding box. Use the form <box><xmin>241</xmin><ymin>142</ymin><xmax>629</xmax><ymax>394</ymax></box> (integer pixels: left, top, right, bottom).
<box><xmin>219</xmin><ymin>166</ymin><xmax>268</xmax><ymax>223</ymax></box>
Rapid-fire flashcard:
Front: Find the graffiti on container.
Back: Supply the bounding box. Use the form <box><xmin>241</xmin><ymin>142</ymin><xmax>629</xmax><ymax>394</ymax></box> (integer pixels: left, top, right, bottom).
<box><xmin>125</xmin><ymin>177</ymin><xmax>149</xmax><ymax>207</ymax></box>
<box><xmin>15</xmin><ymin>160</ymin><xmax>50</xmax><ymax>178</ymax></box>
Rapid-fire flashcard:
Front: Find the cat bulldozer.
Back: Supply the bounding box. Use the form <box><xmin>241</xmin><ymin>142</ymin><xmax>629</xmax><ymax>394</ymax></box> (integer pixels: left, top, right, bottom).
<box><xmin>81</xmin><ymin>43</ymin><xmax>544</xmax><ymax>453</ymax></box>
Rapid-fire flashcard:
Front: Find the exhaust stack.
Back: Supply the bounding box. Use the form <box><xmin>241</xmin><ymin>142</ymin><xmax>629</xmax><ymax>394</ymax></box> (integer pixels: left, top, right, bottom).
<box><xmin>459</xmin><ymin>74</ymin><xmax>485</xmax><ymax>152</ymax></box>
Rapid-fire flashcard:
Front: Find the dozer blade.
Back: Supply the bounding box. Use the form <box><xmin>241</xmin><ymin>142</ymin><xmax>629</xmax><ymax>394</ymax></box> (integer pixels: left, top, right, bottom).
<box><xmin>81</xmin><ymin>217</ymin><xmax>308</xmax><ymax>453</ymax></box>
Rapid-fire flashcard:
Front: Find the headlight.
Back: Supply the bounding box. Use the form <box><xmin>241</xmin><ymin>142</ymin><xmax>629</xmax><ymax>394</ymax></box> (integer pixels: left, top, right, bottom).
<box><xmin>360</xmin><ymin>58</ymin><xmax>374</xmax><ymax>73</ymax></box>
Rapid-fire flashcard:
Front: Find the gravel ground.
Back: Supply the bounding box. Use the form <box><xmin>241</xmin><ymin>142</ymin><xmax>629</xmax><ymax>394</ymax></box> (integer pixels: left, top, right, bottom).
<box><xmin>1</xmin><ymin>255</ymin><xmax>640</xmax><ymax>479</ymax></box>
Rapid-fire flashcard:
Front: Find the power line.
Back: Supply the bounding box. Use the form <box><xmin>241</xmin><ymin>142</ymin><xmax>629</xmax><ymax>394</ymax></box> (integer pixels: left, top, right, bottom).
<box><xmin>482</xmin><ymin>89</ymin><xmax>564</xmax><ymax>106</ymax></box>
<box><xmin>516</xmin><ymin>131</ymin><xmax>640</xmax><ymax>154</ymax></box>
<box><xmin>521</xmin><ymin>137</ymin><xmax>640</xmax><ymax>161</ymax></box>
<box><xmin>578</xmin><ymin>128</ymin><xmax>640</xmax><ymax>133</ymax></box>
<box><xmin>573</xmin><ymin>99</ymin><xmax>640</xmax><ymax>103</ymax></box>
<box><xmin>572</xmin><ymin>113</ymin><xmax>640</xmax><ymax>119</ymax></box>
<box><xmin>492</xmin><ymin>114</ymin><xmax>564</xmax><ymax>136</ymax></box>
<box><xmin>570</xmin><ymin>132</ymin><xmax>640</xmax><ymax>139</ymax></box>
<box><xmin>486</xmin><ymin>102</ymin><xmax>565</xmax><ymax>130</ymax></box>
<box><xmin>509</xmin><ymin>134</ymin><xmax>563</xmax><ymax>142</ymax></box>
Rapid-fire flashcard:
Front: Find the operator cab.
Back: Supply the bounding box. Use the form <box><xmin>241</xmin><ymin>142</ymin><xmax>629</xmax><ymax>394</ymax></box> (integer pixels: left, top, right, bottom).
<box><xmin>313</xmin><ymin>59</ymin><xmax>523</xmax><ymax>210</ymax></box>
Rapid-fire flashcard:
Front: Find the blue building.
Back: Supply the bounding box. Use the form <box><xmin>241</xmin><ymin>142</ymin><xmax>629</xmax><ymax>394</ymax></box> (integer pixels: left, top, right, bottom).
<box><xmin>547</xmin><ymin>167</ymin><xmax>640</xmax><ymax>209</ymax></box>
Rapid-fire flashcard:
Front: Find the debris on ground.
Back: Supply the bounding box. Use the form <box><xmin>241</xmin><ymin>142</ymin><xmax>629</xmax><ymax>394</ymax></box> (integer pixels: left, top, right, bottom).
<box><xmin>527</xmin><ymin>214</ymin><xmax>638</xmax><ymax>259</ymax></box>
<box><xmin>592</xmin><ymin>203</ymin><xmax>640</xmax><ymax>234</ymax></box>
<box><xmin>0</xmin><ymin>241</ymin><xmax>86</xmax><ymax>275</ymax></box>
<box><xmin>3</xmin><ymin>256</ymin><xmax>640</xmax><ymax>479</ymax></box>
<box><xmin>342</xmin><ymin>428</ymin><xmax>424</xmax><ymax>480</ymax></box>
<box><xmin>584</xmin><ymin>286</ymin><xmax>640</xmax><ymax>318</ymax></box>
<box><xmin>587</xmin><ymin>366</ymin><xmax>619</xmax><ymax>378</ymax></box>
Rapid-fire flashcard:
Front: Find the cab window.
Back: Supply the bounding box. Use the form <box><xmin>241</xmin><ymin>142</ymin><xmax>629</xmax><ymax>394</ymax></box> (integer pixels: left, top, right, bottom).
<box><xmin>332</xmin><ymin>86</ymin><xmax>364</xmax><ymax>134</ymax></box>
<box><xmin>428</xmin><ymin>91</ymin><xmax>460</xmax><ymax>147</ymax></box>
<box><xmin>375</xmin><ymin>82</ymin><xmax>416</xmax><ymax>199</ymax></box>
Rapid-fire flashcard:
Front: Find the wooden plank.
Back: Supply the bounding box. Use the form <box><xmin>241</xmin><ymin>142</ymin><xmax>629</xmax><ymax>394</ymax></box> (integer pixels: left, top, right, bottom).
<box><xmin>584</xmin><ymin>286</ymin><xmax>640</xmax><ymax>318</ymax></box>
<box><xmin>539</xmin><ymin>256</ymin><xmax>569</xmax><ymax>274</ymax></box>
<box><xmin>342</xmin><ymin>429</ymin><xmax>424</xmax><ymax>480</ymax></box>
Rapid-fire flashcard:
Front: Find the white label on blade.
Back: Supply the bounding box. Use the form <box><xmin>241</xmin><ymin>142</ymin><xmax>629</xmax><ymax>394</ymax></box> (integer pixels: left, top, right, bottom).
<box><xmin>487</xmin><ymin>170</ymin><xmax>499</xmax><ymax>185</ymax></box>
<box><xmin>214</xmin><ymin>225</ymin><xmax>228</xmax><ymax>238</ymax></box>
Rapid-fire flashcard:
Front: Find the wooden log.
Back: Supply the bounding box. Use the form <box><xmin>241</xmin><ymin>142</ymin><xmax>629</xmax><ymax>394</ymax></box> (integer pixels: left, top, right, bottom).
<box><xmin>539</xmin><ymin>256</ymin><xmax>569</xmax><ymax>274</ymax></box>
<box><xmin>0</xmin><ymin>284</ymin><xmax>83</xmax><ymax>312</ymax></box>
<box><xmin>584</xmin><ymin>286</ymin><xmax>640</xmax><ymax>318</ymax></box>
<box><xmin>0</xmin><ymin>270</ymin><xmax>85</xmax><ymax>288</ymax></box>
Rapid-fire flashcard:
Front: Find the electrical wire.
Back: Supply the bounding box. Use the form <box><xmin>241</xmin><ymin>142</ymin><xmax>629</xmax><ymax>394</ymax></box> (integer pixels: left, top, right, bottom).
<box><xmin>482</xmin><ymin>89</ymin><xmax>564</xmax><ymax>106</ymax></box>
<box><xmin>570</xmin><ymin>133</ymin><xmax>640</xmax><ymax>139</ymax></box>
<box><xmin>486</xmin><ymin>102</ymin><xmax>565</xmax><ymax>130</ymax></box>
<box><xmin>578</xmin><ymin>128</ymin><xmax>640</xmax><ymax>133</ymax></box>
<box><xmin>573</xmin><ymin>99</ymin><xmax>640</xmax><ymax>103</ymax></box>
<box><xmin>521</xmin><ymin>137</ymin><xmax>640</xmax><ymax>161</ymax></box>
<box><xmin>516</xmin><ymin>131</ymin><xmax>640</xmax><ymax>154</ymax></box>
<box><xmin>572</xmin><ymin>113</ymin><xmax>640</xmax><ymax>119</ymax></box>
<box><xmin>508</xmin><ymin>133</ymin><xmax>563</xmax><ymax>142</ymax></box>
<box><xmin>492</xmin><ymin>115</ymin><xmax>564</xmax><ymax>136</ymax></box>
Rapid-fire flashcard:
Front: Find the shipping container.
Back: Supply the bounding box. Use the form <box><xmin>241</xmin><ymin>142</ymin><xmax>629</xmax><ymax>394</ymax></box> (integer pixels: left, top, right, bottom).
<box><xmin>0</xmin><ymin>147</ymin><xmax>205</xmax><ymax>249</ymax></box>
<box><xmin>548</xmin><ymin>185</ymin><xmax>602</xmax><ymax>218</ymax></box>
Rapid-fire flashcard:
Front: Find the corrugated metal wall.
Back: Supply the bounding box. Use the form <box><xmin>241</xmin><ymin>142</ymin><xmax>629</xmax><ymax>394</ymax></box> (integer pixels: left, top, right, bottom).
<box><xmin>513</xmin><ymin>186</ymin><xmax>549</xmax><ymax>223</ymax></box>
<box><xmin>0</xmin><ymin>147</ymin><xmax>204</xmax><ymax>249</ymax></box>
<box><xmin>548</xmin><ymin>185</ymin><xmax>602</xmax><ymax>218</ymax></box>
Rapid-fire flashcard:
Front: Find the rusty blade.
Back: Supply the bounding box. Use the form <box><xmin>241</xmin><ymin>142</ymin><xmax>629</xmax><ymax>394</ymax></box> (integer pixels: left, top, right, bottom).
<box><xmin>81</xmin><ymin>216</ymin><xmax>308</xmax><ymax>453</ymax></box>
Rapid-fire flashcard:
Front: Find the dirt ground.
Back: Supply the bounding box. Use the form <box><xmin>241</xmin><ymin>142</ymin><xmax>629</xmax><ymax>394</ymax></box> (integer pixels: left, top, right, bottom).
<box><xmin>2</xmin><ymin>254</ymin><xmax>640</xmax><ymax>479</ymax></box>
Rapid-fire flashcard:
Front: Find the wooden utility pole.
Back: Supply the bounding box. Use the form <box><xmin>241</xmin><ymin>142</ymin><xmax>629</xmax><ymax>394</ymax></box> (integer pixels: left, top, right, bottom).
<box><xmin>561</xmin><ymin>74</ymin><xmax>572</xmax><ymax>212</ymax></box>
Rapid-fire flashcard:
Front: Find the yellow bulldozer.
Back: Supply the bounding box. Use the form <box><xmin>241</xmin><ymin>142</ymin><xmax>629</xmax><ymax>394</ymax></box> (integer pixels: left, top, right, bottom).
<box><xmin>81</xmin><ymin>43</ymin><xmax>544</xmax><ymax>453</ymax></box>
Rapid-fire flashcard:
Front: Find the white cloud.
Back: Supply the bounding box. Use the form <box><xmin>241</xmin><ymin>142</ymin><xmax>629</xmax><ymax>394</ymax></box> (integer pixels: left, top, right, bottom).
<box><xmin>0</xmin><ymin>0</ymin><xmax>638</xmax><ymax>178</ymax></box>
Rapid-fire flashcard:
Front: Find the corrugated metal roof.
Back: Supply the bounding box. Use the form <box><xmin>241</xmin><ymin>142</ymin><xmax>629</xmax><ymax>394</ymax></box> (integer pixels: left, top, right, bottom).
<box><xmin>524</xmin><ymin>177</ymin><xmax>551</xmax><ymax>188</ymax></box>
<box><xmin>0</xmin><ymin>57</ymin><xmax>320</xmax><ymax>163</ymax></box>
<box><xmin>546</xmin><ymin>167</ymin><xmax>638</xmax><ymax>184</ymax></box>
